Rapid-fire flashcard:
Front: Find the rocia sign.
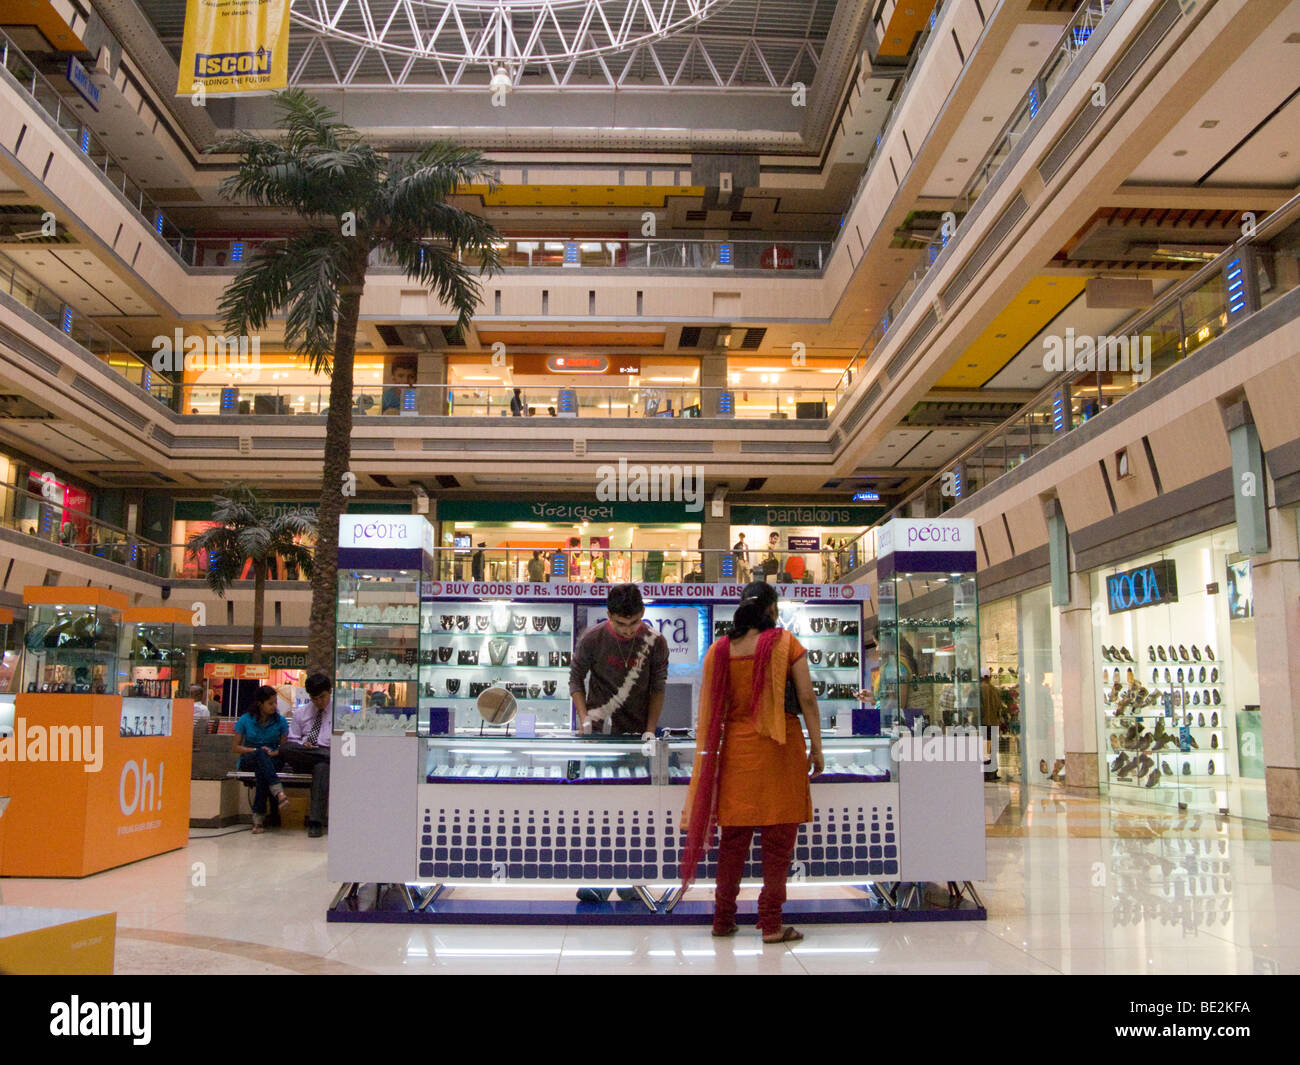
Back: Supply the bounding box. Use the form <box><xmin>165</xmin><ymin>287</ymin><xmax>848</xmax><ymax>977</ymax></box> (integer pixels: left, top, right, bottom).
<box><xmin>1106</xmin><ymin>559</ymin><xmax>1177</xmax><ymax>614</ymax></box>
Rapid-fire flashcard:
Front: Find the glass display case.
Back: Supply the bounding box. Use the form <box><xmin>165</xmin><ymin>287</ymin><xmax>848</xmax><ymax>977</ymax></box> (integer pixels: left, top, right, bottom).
<box><xmin>419</xmin><ymin>601</ymin><xmax>575</xmax><ymax>732</ymax></box>
<box><xmin>120</xmin><ymin>609</ymin><xmax>193</xmax><ymax>699</ymax></box>
<box><xmin>876</xmin><ymin>570</ymin><xmax>980</xmax><ymax>730</ymax></box>
<box><xmin>664</xmin><ymin>735</ymin><xmax>893</xmax><ymax>784</ymax></box>
<box><xmin>118</xmin><ymin>695</ymin><xmax>174</xmax><ymax>738</ymax></box>
<box><xmin>423</xmin><ymin>734</ymin><xmax>652</xmax><ymax>783</ymax></box>
<box><xmin>335</xmin><ymin>568</ymin><xmax>422</xmax><ymax>735</ymax></box>
<box><xmin>21</xmin><ymin>600</ymin><xmax>121</xmax><ymax>694</ymax></box>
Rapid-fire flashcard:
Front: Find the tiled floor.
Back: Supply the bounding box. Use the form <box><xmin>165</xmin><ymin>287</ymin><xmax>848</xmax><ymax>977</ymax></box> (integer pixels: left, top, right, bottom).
<box><xmin>3</xmin><ymin>786</ymin><xmax>1298</xmax><ymax>974</ymax></box>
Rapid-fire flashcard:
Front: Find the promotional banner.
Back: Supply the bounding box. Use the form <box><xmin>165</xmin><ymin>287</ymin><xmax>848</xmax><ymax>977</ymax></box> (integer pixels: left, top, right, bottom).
<box><xmin>587</xmin><ymin>606</ymin><xmax>702</xmax><ymax>665</ymax></box>
<box><xmin>422</xmin><ymin>581</ymin><xmax>871</xmax><ymax>603</ymax></box>
<box><xmin>176</xmin><ymin>0</ymin><xmax>291</xmax><ymax>97</ymax></box>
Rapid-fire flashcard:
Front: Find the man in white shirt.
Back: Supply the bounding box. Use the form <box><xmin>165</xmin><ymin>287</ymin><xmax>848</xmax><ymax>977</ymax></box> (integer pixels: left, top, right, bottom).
<box><xmin>191</xmin><ymin>685</ymin><xmax>210</xmax><ymax>725</ymax></box>
<box><xmin>282</xmin><ymin>673</ymin><xmax>332</xmax><ymax>837</ymax></box>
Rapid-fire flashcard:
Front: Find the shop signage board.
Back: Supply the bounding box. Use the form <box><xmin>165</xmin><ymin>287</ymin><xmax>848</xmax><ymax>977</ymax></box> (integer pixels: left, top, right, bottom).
<box><xmin>337</xmin><ymin>514</ymin><xmax>437</xmax><ymax>569</ymax></box>
<box><xmin>787</xmin><ymin>535</ymin><xmax>821</xmax><ymax>552</ymax></box>
<box><xmin>875</xmin><ymin>518</ymin><xmax>978</xmax><ymax>577</ymax></box>
<box><xmin>437</xmin><ymin>500</ymin><xmax>695</xmax><ymax>524</ymax></box>
<box><xmin>421</xmin><ymin>581</ymin><xmax>871</xmax><ymax>603</ymax></box>
<box><xmin>1106</xmin><ymin>559</ymin><xmax>1178</xmax><ymax>614</ymax></box>
<box><xmin>730</xmin><ymin>505</ymin><xmax>886</xmax><ymax>527</ymax></box>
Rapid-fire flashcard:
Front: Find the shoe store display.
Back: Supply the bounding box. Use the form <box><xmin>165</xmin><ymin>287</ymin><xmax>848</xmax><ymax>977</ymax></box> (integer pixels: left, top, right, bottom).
<box><xmin>1192</xmin><ymin>691</ymin><xmax>1200</xmax><ymax>706</ymax></box>
<box><xmin>1158</xmin><ymin>645</ymin><xmax>1167</xmax><ymax>661</ymax></box>
<box><xmin>1198</xmin><ymin>666</ymin><xmax>1206</xmax><ymax>683</ymax></box>
<box><xmin>1191</xmin><ymin>645</ymin><xmax>1201</xmax><ymax>662</ymax></box>
<box><xmin>1211</xmin><ymin>710</ymin><xmax>1219</xmax><ymax>726</ymax></box>
<box><xmin>1147</xmin><ymin>645</ymin><xmax>1156</xmax><ymax>662</ymax></box>
<box><xmin>1145</xmin><ymin>769</ymin><xmax>1162</xmax><ymax>788</ymax></box>
<box><xmin>1161</xmin><ymin>761</ymin><xmax>1172</xmax><ymax>775</ymax></box>
<box><xmin>1208</xmin><ymin>760</ymin><xmax>1215</xmax><ymax>775</ymax></box>
<box><xmin>1178</xmin><ymin>645</ymin><xmax>1189</xmax><ymax>662</ymax></box>
<box><xmin>1205</xmin><ymin>645</ymin><xmax>1215</xmax><ymax>661</ymax></box>
<box><xmin>1210</xmin><ymin>667</ymin><xmax>1219</xmax><ymax>683</ymax></box>
<box><xmin>1183</xmin><ymin>761</ymin><xmax>1192</xmax><ymax>775</ymax></box>
<box><xmin>1168</xmin><ymin>645</ymin><xmax>1178</xmax><ymax>662</ymax></box>
<box><xmin>1212</xmin><ymin>690</ymin><xmax>1221</xmax><ymax>706</ymax></box>
<box><xmin>1120</xmin><ymin>647</ymin><xmax>1134</xmax><ymax>662</ymax></box>
<box><xmin>1177</xmin><ymin>667</ymin><xmax>1184</xmax><ymax>684</ymax></box>
<box><xmin>1211</xmin><ymin>733</ymin><xmax>1218</xmax><ymax>749</ymax></box>
<box><xmin>1198</xmin><ymin>712</ymin><xmax>1205</xmax><ymax>727</ymax></box>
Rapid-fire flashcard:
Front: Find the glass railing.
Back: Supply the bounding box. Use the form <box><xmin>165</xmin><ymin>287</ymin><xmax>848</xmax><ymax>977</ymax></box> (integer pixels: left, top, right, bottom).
<box><xmin>842</xmin><ymin>192</ymin><xmax>1300</xmax><ymax>568</ymax></box>
<box><xmin>0</xmin><ymin>30</ymin><xmax>196</xmax><ymax>265</ymax></box>
<box><xmin>0</xmin><ymin>480</ymin><xmax>171</xmax><ymax>576</ymax></box>
<box><xmin>181</xmin><ymin>383</ymin><xmax>841</xmax><ymax>419</ymax></box>
<box><xmin>0</xmin><ymin>249</ymin><xmax>173</xmax><ymax>404</ymax></box>
<box><xmin>365</xmin><ymin>237</ymin><xmax>832</xmax><ymax>273</ymax></box>
<box><xmin>831</xmin><ymin>0</ymin><xmax>1123</xmax><ymax>404</ymax></box>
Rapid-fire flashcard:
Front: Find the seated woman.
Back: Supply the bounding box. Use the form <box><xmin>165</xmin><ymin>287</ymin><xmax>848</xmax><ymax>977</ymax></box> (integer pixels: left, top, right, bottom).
<box><xmin>232</xmin><ymin>684</ymin><xmax>291</xmax><ymax>834</ymax></box>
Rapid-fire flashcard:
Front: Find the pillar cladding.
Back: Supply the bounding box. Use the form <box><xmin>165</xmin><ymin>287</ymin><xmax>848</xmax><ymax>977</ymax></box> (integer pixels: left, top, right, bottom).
<box><xmin>1251</xmin><ymin>507</ymin><xmax>1300</xmax><ymax>828</ymax></box>
<box><xmin>700</xmin><ymin>499</ymin><xmax>731</xmax><ymax>582</ymax></box>
<box><xmin>1060</xmin><ymin>570</ymin><xmax>1100</xmax><ymax>791</ymax></box>
<box><xmin>416</xmin><ymin>351</ymin><xmax>447</xmax><ymax>415</ymax></box>
<box><xmin>699</xmin><ymin>353</ymin><xmax>727</xmax><ymax>417</ymax></box>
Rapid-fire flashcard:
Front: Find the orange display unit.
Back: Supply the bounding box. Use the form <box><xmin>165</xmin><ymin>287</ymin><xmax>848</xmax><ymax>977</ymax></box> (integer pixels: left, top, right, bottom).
<box><xmin>0</xmin><ymin>587</ymin><xmax>192</xmax><ymax>877</ymax></box>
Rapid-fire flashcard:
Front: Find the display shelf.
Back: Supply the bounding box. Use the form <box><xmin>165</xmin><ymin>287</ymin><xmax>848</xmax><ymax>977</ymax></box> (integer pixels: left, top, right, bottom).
<box><xmin>22</xmin><ymin>588</ymin><xmax>124</xmax><ymax>695</ymax></box>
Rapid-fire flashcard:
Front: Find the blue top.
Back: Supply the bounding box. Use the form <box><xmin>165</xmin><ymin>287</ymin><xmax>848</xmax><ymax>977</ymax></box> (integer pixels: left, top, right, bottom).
<box><xmin>235</xmin><ymin>711</ymin><xmax>288</xmax><ymax>749</ymax></box>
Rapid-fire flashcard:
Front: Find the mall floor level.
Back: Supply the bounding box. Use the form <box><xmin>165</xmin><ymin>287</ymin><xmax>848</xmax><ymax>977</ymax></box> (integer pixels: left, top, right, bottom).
<box><xmin>2</xmin><ymin>785</ymin><xmax>1298</xmax><ymax>975</ymax></box>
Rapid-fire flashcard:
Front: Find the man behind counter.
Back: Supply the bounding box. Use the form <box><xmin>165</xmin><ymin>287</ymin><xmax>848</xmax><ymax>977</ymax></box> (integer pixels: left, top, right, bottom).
<box><xmin>569</xmin><ymin>582</ymin><xmax>668</xmax><ymax>739</ymax></box>
<box><xmin>568</xmin><ymin>583</ymin><xmax>669</xmax><ymax>905</ymax></box>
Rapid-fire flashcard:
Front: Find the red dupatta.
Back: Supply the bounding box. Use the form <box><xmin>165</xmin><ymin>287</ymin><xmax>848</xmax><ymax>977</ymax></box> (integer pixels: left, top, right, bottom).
<box><xmin>679</xmin><ymin>626</ymin><xmax>787</xmax><ymax>892</ymax></box>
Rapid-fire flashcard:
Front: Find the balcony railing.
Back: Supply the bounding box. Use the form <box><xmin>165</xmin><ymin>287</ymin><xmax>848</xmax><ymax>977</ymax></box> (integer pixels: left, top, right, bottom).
<box><xmin>843</xmin><ymin>191</ymin><xmax>1300</xmax><ymax>571</ymax></box>
<box><xmin>0</xmin><ymin>248</ymin><xmax>170</xmax><ymax>401</ymax></box>
<box><xmin>0</xmin><ymin>479</ymin><xmax>171</xmax><ymax>577</ymax></box>
<box><xmin>831</xmin><ymin>0</ymin><xmax>1123</xmax><ymax>403</ymax></box>
<box><xmin>182</xmin><ymin>383</ymin><xmax>840</xmax><ymax>420</ymax></box>
<box><xmin>0</xmin><ymin>30</ymin><xmax>196</xmax><ymax>265</ymax></box>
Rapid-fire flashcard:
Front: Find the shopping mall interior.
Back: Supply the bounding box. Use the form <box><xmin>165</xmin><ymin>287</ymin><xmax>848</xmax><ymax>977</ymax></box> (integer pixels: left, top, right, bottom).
<box><xmin>0</xmin><ymin>0</ymin><xmax>1298</xmax><ymax>989</ymax></box>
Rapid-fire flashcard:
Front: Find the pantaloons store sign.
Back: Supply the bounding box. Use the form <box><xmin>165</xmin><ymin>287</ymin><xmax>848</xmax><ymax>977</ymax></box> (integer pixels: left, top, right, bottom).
<box><xmin>1106</xmin><ymin>559</ymin><xmax>1178</xmax><ymax>614</ymax></box>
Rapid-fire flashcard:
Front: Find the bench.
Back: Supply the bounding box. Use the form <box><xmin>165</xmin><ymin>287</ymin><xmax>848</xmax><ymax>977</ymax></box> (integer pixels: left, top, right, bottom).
<box><xmin>226</xmin><ymin>770</ymin><xmax>313</xmax><ymax>789</ymax></box>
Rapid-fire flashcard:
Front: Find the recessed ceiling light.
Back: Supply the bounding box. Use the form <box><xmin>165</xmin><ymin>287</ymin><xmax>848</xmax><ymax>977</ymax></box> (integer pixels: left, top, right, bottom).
<box><xmin>995</xmin><ymin>333</ymin><xmax>1007</xmax><ymax>338</ymax></box>
<box><xmin>1200</xmin><ymin>120</ymin><xmax>1219</xmax><ymax>128</ymax></box>
<box><xmin>1173</xmin><ymin>149</ymin><xmax>1188</xmax><ymax>156</ymax></box>
<box><xmin>957</xmin><ymin>157</ymin><xmax>968</xmax><ymax>163</ymax></box>
<box><xmin>1029</xmin><ymin>40</ymin><xmax>1039</xmax><ymax>46</ymax></box>
<box><xmin>982</xmin><ymin>115</ymin><xmax>994</xmax><ymax>122</ymax></box>
<box><xmin>1011</xmin><ymin>67</ymin><xmax>1024</xmax><ymax>74</ymax></box>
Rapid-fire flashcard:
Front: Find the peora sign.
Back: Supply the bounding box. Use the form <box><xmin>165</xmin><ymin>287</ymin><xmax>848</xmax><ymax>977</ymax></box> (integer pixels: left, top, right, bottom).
<box><xmin>1106</xmin><ymin>559</ymin><xmax>1178</xmax><ymax>614</ymax></box>
<box><xmin>875</xmin><ymin>518</ymin><xmax>977</xmax><ymax>578</ymax></box>
<box><xmin>338</xmin><ymin>514</ymin><xmax>435</xmax><ymax>552</ymax></box>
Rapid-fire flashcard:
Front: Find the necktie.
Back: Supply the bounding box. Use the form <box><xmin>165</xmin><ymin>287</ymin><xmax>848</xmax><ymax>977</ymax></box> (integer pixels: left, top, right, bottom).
<box><xmin>306</xmin><ymin>709</ymin><xmax>323</xmax><ymax>745</ymax></box>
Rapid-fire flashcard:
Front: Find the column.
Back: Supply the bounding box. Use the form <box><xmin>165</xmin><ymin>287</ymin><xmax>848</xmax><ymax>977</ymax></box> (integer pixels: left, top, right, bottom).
<box><xmin>700</xmin><ymin>498</ymin><xmax>730</xmax><ymax>582</ymax></box>
<box><xmin>699</xmin><ymin>353</ymin><xmax>727</xmax><ymax>417</ymax></box>
<box><xmin>1251</xmin><ymin>504</ymin><xmax>1300</xmax><ymax>829</ymax></box>
<box><xmin>1059</xmin><ymin>570</ymin><xmax>1100</xmax><ymax>790</ymax></box>
<box><xmin>416</xmin><ymin>351</ymin><xmax>448</xmax><ymax>415</ymax></box>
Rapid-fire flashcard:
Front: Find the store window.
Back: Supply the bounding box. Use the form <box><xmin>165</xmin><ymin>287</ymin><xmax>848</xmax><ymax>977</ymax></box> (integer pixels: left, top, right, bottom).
<box><xmin>1092</xmin><ymin>528</ymin><xmax>1263</xmax><ymax>818</ymax></box>
<box><xmin>979</xmin><ymin>596</ymin><xmax>1024</xmax><ymax>782</ymax></box>
<box><xmin>19</xmin><ymin>470</ymin><xmax>91</xmax><ymax>546</ymax></box>
<box><xmin>728</xmin><ymin>505</ymin><xmax>884</xmax><ymax>583</ymax></box>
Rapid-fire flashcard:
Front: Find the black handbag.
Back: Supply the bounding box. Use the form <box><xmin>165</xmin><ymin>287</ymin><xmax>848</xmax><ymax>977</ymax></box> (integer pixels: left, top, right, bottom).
<box><xmin>785</xmin><ymin>676</ymin><xmax>802</xmax><ymax>717</ymax></box>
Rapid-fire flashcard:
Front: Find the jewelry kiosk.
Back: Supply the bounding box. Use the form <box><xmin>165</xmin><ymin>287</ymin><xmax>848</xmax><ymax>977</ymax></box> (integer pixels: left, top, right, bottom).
<box><xmin>327</xmin><ymin>515</ymin><xmax>987</xmax><ymax>924</ymax></box>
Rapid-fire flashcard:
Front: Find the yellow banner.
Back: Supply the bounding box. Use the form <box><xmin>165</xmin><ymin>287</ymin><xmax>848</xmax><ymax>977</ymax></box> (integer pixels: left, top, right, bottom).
<box><xmin>177</xmin><ymin>0</ymin><xmax>290</xmax><ymax>97</ymax></box>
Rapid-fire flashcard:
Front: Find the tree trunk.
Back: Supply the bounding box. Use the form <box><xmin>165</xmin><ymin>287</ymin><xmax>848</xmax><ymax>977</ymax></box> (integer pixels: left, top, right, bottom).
<box><xmin>252</xmin><ymin>559</ymin><xmax>266</xmax><ymax>664</ymax></box>
<box><xmin>307</xmin><ymin>252</ymin><xmax>367</xmax><ymax>676</ymax></box>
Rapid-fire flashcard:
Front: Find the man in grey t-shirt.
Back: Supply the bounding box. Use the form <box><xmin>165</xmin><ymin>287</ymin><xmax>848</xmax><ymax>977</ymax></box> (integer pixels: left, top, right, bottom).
<box><xmin>569</xmin><ymin>583</ymin><xmax>668</xmax><ymax>738</ymax></box>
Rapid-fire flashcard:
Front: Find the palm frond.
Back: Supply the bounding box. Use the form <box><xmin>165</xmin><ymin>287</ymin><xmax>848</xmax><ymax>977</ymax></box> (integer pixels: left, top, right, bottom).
<box><xmin>386</xmin><ymin>238</ymin><xmax>488</xmax><ymax>329</ymax></box>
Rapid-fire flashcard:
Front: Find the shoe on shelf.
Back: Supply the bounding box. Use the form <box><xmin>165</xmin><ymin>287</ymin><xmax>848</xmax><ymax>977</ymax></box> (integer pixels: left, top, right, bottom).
<box><xmin>1212</xmin><ymin>690</ymin><xmax>1221</xmax><ymax>706</ymax></box>
<box><xmin>1177</xmin><ymin>667</ymin><xmax>1185</xmax><ymax>684</ymax></box>
<box><xmin>1178</xmin><ymin>645</ymin><xmax>1189</xmax><ymax>662</ymax></box>
<box><xmin>1199</xmin><ymin>666</ymin><xmax>1207</xmax><ymax>683</ymax></box>
<box><xmin>1168</xmin><ymin>645</ymin><xmax>1178</xmax><ymax>662</ymax></box>
<box><xmin>1208</xmin><ymin>759</ymin><xmax>1215</xmax><ymax>776</ymax></box>
<box><xmin>1191</xmin><ymin>645</ymin><xmax>1201</xmax><ymax>662</ymax></box>
<box><xmin>1210</xmin><ymin>667</ymin><xmax>1219</xmax><ymax>683</ymax></box>
<box><xmin>1198</xmin><ymin>712</ymin><xmax>1205</xmax><ymax>727</ymax></box>
<box><xmin>1161</xmin><ymin>761</ymin><xmax>1172</xmax><ymax>775</ymax></box>
<box><xmin>1192</xmin><ymin>691</ymin><xmax>1200</xmax><ymax>706</ymax></box>
<box><xmin>1183</xmin><ymin>761</ymin><xmax>1192</xmax><ymax>775</ymax></box>
<box><xmin>1158</xmin><ymin>645</ymin><xmax>1167</xmax><ymax>661</ymax></box>
<box><xmin>1120</xmin><ymin>647</ymin><xmax>1134</xmax><ymax>662</ymax></box>
<box><xmin>1205</xmin><ymin>645</ymin><xmax>1215</xmax><ymax>661</ymax></box>
<box><xmin>1111</xmin><ymin>753</ymin><xmax>1129</xmax><ymax>774</ymax></box>
<box><xmin>1211</xmin><ymin>734</ymin><xmax>1219</xmax><ymax>749</ymax></box>
<box><xmin>1040</xmin><ymin>758</ymin><xmax>1051</xmax><ymax>776</ymax></box>
<box><xmin>1145</xmin><ymin>769</ymin><xmax>1162</xmax><ymax>789</ymax></box>
<box><xmin>1211</xmin><ymin>710</ymin><xmax>1219</xmax><ymax>726</ymax></box>
<box><xmin>1147</xmin><ymin>645</ymin><xmax>1156</xmax><ymax>662</ymax></box>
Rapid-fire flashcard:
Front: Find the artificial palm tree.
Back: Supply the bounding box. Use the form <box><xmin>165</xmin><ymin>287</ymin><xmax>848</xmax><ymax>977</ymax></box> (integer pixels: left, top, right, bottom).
<box><xmin>185</xmin><ymin>486</ymin><xmax>316</xmax><ymax>663</ymax></box>
<box><xmin>210</xmin><ymin>89</ymin><xmax>501</xmax><ymax>674</ymax></box>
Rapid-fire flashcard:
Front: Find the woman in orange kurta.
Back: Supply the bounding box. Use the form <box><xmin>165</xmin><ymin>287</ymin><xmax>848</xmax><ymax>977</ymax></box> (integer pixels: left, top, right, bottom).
<box><xmin>681</xmin><ymin>582</ymin><xmax>824</xmax><ymax>943</ymax></box>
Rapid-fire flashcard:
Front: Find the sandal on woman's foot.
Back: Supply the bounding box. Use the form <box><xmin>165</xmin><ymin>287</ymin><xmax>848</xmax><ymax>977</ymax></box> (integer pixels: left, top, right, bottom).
<box><xmin>276</xmin><ymin>791</ymin><xmax>291</xmax><ymax>811</ymax></box>
<box><xmin>711</xmin><ymin>924</ymin><xmax>738</xmax><ymax>938</ymax></box>
<box><xmin>251</xmin><ymin>825</ymin><xmax>266</xmax><ymax>834</ymax></box>
<box><xmin>762</xmin><ymin>926</ymin><xmax>803</xmax><ymax>944</ymax></box>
